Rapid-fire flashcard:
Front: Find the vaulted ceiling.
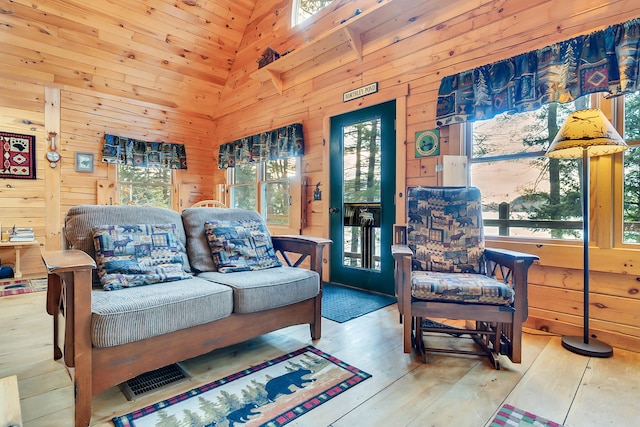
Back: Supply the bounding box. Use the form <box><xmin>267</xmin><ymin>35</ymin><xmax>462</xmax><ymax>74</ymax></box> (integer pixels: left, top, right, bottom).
<box><xmin>1</xmin><ymin>0</ymin><xmax>258</xmax><ymax>117</ymax></box>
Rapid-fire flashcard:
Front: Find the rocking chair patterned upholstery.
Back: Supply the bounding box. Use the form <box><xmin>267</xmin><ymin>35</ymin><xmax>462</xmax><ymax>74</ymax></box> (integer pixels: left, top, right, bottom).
<box><xmin>392</xmin><ymin>186</ymin><xmax>538</xmax><ymax>368</ymax></box>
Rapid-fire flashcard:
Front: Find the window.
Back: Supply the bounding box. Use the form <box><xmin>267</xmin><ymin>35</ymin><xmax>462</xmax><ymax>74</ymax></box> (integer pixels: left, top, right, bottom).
<box><xmin>470</xmin><ymin>97</ymin><xmax>590</xmax><ymax>239</ymax></box>
<box><xmin>228</xmin><ymin>159</ymin><xmax>298</xmax><ymax>228</ymax></box>
<box><xmin>622</xmin><ymin>92</ymin><xmax>640</xmax><ymax>244</ymax></box>
<box><xmin>228</xmin><ymin>163</ymin><xmax>257</xmax><ymax>211</ymax></box>
<box><xmin>291</xmin><ymin>0</ymin><xmax>334</xmax><ymax>26</ymax></box>
<box><xmin>117</xmin><ymin>164</ymin><xmax>172</xmax><ymax>209</ymax></box>
<box><xmin>262</xmin><ymin>159</ymin><xmax>296</xmax><ymax>225</ymax></box>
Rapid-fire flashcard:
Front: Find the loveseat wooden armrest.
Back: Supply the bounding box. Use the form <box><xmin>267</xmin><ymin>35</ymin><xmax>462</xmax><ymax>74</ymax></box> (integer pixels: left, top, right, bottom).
<box><xmin>272</xmin><ymin>235</ymin><xmax>332</xmax><ymax>339</ymax></box>
<box><xmin>272</xmin><ymin>235</ymin><xmax>332</xmax><ymax>273</ymax></box>
<box><xmin>42</xmin><ymin>250</ymin><xmax>96</xmax><ymax>362</ymax></box>
<box><xmin>42</xmin><ymin>249</ymin><xmax>96</xmax><ymax>427</ymax></box>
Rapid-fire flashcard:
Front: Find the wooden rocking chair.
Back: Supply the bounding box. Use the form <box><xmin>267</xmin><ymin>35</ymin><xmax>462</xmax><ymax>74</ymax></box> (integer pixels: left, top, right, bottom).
<box><xmin>392</xmin><ymin>186</ymin><xmax>538</xmax><ymax>368</ymax></box>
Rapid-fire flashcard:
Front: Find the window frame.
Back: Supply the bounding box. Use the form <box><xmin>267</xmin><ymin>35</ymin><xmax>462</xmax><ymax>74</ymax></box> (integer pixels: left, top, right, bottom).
<box><xmin>116</xmin><ymin>163</ymin><xmax>175</xmax><ymax>209</ymax></box>
<box><xmin>465</xmin><ymin>94</ymin><xmax>639</xmax><ymax>250</ymax></box>
<box><xmin>613</xmin><ymin>94</ymin><xmax>640</xmax><ymax>248</ymax></box>
<box><xmin>468</xmin><ymin>97</ymin><xmax>594</xmax><ymax>242</ymax></box>
<box><xmin>227</xmin><ymin>163</ymin><xmax>258</xmax><ymax>211</ymax></box>
<box><xmin>291</xmin><ymin>0</ymin><xmax>335</xmax><ymax>27</ymax></box>
<box><xmin>226</xmin><ymin>158</ymin><xmax>302</xmax><ymax>234</ymax></box>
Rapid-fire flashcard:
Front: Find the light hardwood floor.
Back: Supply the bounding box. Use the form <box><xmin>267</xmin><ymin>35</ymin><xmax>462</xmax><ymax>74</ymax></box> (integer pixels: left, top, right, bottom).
<box><xmin>2</xmin><ymin>290</ymin><xmax>639</xmax><ymax>427</ymax></box>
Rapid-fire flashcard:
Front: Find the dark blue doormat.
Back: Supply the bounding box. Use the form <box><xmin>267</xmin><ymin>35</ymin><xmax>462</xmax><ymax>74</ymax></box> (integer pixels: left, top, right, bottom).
<box><xmin>321</xmin><ymin>282</ymin><xmax>397</xmax><ymax>323</ymax></box>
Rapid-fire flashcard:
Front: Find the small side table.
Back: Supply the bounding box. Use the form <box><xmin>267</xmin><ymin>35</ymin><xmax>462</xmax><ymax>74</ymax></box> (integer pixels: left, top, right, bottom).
<box><xmin>0</xmin><ymin>241</ymin><xmax>40</xmax><ymax>279</ymax></box>
<box><xmin>0</xmin><ymin>375</ymin><xmax>23</xmax><ymax>426</ymax></box>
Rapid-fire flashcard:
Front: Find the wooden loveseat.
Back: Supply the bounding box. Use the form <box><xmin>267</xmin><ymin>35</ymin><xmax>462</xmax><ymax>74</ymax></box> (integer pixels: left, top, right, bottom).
<box><xmin>43</xmin><ymin>205</ymin><xmax>330</xmax><ymax>426</ymax></box>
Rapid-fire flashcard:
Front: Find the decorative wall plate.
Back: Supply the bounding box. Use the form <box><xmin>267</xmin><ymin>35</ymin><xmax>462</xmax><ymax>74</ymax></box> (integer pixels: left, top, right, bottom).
<box><xmin>415</xmin><ymin>129</ymin><xmax>440</xmax><ymax>157</ymax></box>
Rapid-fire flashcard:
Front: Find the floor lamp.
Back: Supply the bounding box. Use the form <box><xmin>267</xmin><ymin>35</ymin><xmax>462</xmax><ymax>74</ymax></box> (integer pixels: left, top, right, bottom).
<box><xmin>545</xmin><ymin>108</ymin><xmax>627</xmax><ymax>358</ymax></box>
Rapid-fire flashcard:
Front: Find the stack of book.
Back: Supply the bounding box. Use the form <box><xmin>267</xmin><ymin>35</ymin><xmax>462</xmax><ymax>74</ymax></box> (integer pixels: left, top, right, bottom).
<box><xmin>10</xmin><ymin>227</ymin><xmax>35</xmax><ymax>242</ymax></box>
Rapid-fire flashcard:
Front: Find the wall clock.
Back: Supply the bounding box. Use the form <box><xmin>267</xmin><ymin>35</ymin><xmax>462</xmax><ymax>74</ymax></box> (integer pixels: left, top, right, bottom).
<box><xmin>415</xmin><ymin>129</ymin><xmax>440</xmax><ymax>158</ymax></box>
<box><xmin>46</xmin><ymin>150</ymin><xmax>61</xmax><ymax>167</ymax></box>
<box><xmin>46</xmin><ymin>131</ymin><xmax>60</xmax><ymax>168</ymax></box>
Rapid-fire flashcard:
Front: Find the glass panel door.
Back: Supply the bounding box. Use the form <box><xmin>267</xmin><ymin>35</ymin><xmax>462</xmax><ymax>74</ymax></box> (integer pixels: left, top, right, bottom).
<box><xmin>329</xmin><ymin>101</ymin><xmax>395</xmax><ymax>294</ymax></box>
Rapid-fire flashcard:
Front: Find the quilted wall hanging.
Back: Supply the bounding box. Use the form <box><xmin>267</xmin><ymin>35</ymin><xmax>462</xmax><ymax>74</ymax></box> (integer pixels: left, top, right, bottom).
<box><xmin>1</xmin><ymin>131</ymin><xmax>36</xmax><ymax>179</ymax></box>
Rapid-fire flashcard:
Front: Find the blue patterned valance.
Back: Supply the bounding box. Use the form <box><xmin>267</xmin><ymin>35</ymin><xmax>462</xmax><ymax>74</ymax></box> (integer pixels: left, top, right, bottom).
<box><xmin>102</xmin><ymin>134</ymin><xmax>187</xmax><ymax>169</ymax></box>
<box><xmin>218</xmin><ymin>123</ymin><xmax>304</xmax><ymax>169</ymax></box>
<box><xmin>436</xmin><ymin>18</ymin><xmax>640</xmax><ymax>126</ymax></box>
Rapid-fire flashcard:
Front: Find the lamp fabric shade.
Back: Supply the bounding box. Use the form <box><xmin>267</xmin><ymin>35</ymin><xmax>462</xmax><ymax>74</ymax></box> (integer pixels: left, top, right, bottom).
<box><xmin>546</xmin><ymin>109</ymin><xmax>628</xmax><ymax>159</ymax></box>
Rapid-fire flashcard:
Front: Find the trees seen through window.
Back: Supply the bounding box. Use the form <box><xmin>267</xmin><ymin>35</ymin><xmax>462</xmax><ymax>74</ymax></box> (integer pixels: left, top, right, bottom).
<box><xmin>471</xmin><ymin>98</ymin><xmax>589</xmax><ymax>239</ymax></box>
<box><xmin>472</xmin><ymin>92</ymin><xmax>640</xmax><ymax>244</ymax></box>
<box><xmin>228</xmin><ymin>159</ymin><xmax>296</xmax><ymax>227</ymax></box>
<box><xmin>117</xmin><ymin>164</ymin><xmax>172</xmax><ymax>209</ymax></box>
<box><xmin>623</xmin><ymin>92</ymin><xmax>640</xmax><ymax>243</ymax></box>
<box><xmin>292</xmin><ymin>0</ymin><xmax>335</xmax><ymax>26</ymax></box>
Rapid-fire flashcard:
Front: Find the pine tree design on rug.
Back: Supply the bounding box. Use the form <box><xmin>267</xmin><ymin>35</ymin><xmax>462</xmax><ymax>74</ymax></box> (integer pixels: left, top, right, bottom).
<box><xmin>113</xmin><ymin>346</ymin><xmax>371</xmax><ymax>427</ymax></box>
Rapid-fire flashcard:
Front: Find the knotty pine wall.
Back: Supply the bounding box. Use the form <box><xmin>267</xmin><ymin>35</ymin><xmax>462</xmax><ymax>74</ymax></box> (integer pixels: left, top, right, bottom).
<box><xmin>0</xmin><ymin>78</ymin><xmax>48</xmax><ymax>278</ymax></box>
<box><xmin>214</xmin><ymin>0</ymin><xmax>640</xmax><ymax>352</ymax></box>
<box><xmin>1</xmin><ymin>79</ymin><xmax>218</xmax><ymax>277</ymax></box>
<box><xmin>1</xmin><ymin>0</ymin><xmax>252</xmax><ymax>277</ymax></box>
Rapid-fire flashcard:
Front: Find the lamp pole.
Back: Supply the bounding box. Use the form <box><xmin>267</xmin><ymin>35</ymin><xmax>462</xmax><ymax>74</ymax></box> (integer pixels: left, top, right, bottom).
<box><xmin>560</xmin><ymin>147</ymin><xmax>613</xmax><ymax>357</ymax></box>
<box><xmin>546</xmin><ymin>108</ymin><xmax>628</xmax><ymax>358</ymax></box>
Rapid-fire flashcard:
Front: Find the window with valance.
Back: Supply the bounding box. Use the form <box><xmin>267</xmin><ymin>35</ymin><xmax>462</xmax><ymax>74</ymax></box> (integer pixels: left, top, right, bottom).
<box><xmin>436</xmin><ymin>18</ymin><xmax>640</xmax><ymax>126</ymax></box>
<box><xmin>102</xmin><ymin>134</ymin><xmax>187</xmax><ymax>170</ymax></box>
<box><xmin>217</xmin><ymin>123</ymin><xmax>304</xmax><ymax>169</ymax></box>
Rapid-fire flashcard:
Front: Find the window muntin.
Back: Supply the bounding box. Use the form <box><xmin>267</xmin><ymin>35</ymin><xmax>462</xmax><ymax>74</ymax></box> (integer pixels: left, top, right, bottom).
<box><xmin>471</xmin><ymin>97</ymin><xmax>590</xmax><ymax>239</ymax></box>
<box><xmin>291</xmin><ymin>0</ymin><xmax>335</xmax><ymax>26</ymax></box>
<box><xmin>117</xmin><ymin>164</ymin><xmax>172</xmax><ymax>208</ymax></box>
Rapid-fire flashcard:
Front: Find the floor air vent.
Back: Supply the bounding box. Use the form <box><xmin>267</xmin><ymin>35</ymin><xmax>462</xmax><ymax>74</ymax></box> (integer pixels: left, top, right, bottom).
<box><xmin>119</xmin><ymin>363</ymin><xmax>190</xmax><ymax>401</ymax></box>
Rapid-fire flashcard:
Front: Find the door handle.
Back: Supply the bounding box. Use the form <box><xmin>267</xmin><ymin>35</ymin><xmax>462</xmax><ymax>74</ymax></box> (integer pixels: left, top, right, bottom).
<box><xmin>329</xmin><ymin>207</ymin><xmax>339</xmax><ymax>214</ymax></box>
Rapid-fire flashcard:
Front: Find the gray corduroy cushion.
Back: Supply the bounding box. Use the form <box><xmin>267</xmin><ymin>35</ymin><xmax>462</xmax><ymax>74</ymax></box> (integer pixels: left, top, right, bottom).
<box><xmin>197</xmin><ymin>266</ymin><xmax>319</xmax><ymax>313</ymax></box>
<box><xmin>182</xmin><ymin>207</ymin><xmax>265</xmax><ymax>272</ymax></box>
<box><xmin>64</xmin><ymin>205</ymin><xmax>191</xmax><ymax>273</ymax></box>
<box><xmin>90</xmin><ymin>277</ymin><xmax>232</xmax><ymax>348</ymax></box>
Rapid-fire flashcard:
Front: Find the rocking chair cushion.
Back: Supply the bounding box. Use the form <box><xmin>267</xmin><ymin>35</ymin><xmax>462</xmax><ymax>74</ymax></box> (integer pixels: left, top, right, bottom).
<box><xmin>411</xmin><ymin>271</ymin><xmax>514</xmax><ymax>305</ymax></box>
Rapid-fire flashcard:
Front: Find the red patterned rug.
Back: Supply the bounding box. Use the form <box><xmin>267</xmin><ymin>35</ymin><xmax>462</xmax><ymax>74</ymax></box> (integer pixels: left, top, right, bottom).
<box><xmin>0</xmin><ymin>278</ymin><xmax>47</xmax><ymax>297</ymax></box>
<box><xmin>0</xmin><ymin>132</ymin><xmax>36</xmax><ymax>179</ymax></box>
<box><xmin>113</xmin><ymin>346</ymin><xmax>371</xmax><ymax>427</ymax></box>
<box><xmin>489</xmin><ymin>404</ymin><xmax>564</xmax><ymax>427</ymax></box>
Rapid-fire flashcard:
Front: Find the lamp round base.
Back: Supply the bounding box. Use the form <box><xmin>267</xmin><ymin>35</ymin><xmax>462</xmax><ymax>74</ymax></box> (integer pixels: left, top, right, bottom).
<box><xmin>561</xmin><ymin>336</ymin><xmax>613</xmax><ymax>358</ymax></box>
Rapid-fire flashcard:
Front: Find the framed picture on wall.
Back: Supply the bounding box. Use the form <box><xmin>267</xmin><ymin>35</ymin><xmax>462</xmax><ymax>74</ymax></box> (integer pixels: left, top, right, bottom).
<box><xmin>75</xmin><ymin>152</ymin><xmax>94</xmax><ymax>173</ymax></box>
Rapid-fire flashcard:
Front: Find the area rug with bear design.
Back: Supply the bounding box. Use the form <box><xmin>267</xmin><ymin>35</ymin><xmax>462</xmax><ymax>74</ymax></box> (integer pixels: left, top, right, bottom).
<box><xmin>112</xmin><ymin>346</ymin><xmax>371</xmax><ymax>427</ymax></box>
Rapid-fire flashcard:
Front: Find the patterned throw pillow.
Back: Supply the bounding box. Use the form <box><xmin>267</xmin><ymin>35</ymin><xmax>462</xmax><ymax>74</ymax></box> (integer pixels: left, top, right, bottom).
<box><xmin>93</xmin><ymin>223</ymin><xmax>190</xmax><ymax>291</ymax></box>
<box><xmin>204</xmin><ymin>219</ymin><xmax>282</xmax><ymax>273</ymax></box>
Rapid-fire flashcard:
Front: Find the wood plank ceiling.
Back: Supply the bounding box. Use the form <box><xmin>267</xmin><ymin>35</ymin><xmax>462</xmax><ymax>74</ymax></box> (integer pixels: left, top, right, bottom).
<box><xmin>0</xmin><ymin>0</ymin><xmax>257</xmax><ymax>118</ymax></box>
